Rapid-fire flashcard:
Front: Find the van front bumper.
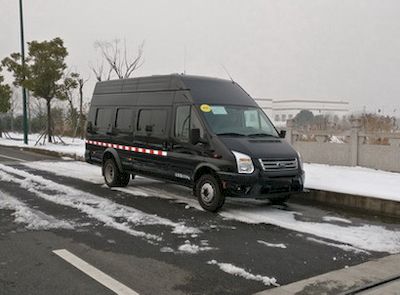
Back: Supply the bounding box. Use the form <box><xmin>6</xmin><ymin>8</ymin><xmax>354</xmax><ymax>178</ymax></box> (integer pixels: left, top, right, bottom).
<box><xmin>217</xmin><ymin>170</ymin><xmax>305</xmax><ymax>199</ymax></box>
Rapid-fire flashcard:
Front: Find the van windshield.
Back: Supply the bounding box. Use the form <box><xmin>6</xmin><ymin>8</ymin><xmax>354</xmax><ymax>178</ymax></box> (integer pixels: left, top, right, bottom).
<box><xmin>200</xmin><ymin>105</ymin><xmax>279</xmax><ymax>137</ymax></box>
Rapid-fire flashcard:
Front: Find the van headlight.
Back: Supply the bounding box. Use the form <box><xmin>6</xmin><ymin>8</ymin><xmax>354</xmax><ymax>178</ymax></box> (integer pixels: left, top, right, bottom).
<box><xmin>297</xmin><ymin>151</ymin><xmax>304</xmax><ymax>170</ymax></box>
<box><xmin>232</xmin><ymin>151</ymin><xmax>254</xmax><ymax>174</ymax></box>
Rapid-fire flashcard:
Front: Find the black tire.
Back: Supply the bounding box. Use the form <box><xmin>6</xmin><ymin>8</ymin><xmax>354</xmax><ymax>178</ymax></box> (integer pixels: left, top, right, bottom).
<box><xmin>194</xmin><ymin>174</ymin><xmax>225</xmax><ymax>212</ymax></box>
<box><xmin>103</xmin><ymin>158</ymin><xmax>130</xmax><ymax>187</ymax></box>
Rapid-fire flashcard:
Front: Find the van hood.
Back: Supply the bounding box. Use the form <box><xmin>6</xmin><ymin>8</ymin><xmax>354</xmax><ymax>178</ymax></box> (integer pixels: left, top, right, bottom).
<box><xmin>219</xmin><ymin>137</ymin><xmax>298</xmax><ymax>159</ymax></box>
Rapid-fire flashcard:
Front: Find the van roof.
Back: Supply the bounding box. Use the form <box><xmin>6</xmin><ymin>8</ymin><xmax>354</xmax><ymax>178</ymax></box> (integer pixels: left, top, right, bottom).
<box><xmin>93</xmin><ymin>74</ymin><xmax>257</xmax><ymax>106</ymax></box>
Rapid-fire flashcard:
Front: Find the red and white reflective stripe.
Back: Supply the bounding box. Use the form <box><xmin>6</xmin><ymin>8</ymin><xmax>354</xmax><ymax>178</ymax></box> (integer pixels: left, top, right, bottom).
<box><xmin>85</xmin><ymin>140</ymin><xmax>167</xmax><ymax>157</ymax></box>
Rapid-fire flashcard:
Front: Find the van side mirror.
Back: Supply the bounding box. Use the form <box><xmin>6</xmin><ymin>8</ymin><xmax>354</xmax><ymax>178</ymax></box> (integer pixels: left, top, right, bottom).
<box><xmin>190</xmin><ymin>128</ymin><xmax>207</xmax><ymax>145</ymax></box>
<box><xmin>190</xmin><ymin>128</ymin><xmax>201</xmax><ymax>145</ymax></box>
<box><xmin>145</xmin><ymin>125</ymin><xmax>153</xmax><ymax>133</ymax></box>
<box><xmin>279</xmin><ymin>130</ymin><xmax>286</xmax><ymax>138</ymax></box>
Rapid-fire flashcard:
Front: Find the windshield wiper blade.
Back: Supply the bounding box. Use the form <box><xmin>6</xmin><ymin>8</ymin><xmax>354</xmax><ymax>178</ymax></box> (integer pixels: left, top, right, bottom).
<box><xmin>248</xmin><ymin>133</ymin><xmax>277</xmax><ymax>138</ymax></box>
<box><xmin>217</xmin><ymin>132</ymin><xmax>246</xmax><ymax>137</ymax></box>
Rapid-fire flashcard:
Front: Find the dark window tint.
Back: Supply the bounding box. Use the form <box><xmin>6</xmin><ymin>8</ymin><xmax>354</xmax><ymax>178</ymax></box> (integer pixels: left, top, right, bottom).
<box><xmin>137</xmin><ymin>109</ymin><xmax>168</xmax><ymax>136</ymax></box>
<box><xmin>175</xmin><ymin>106</ymin><xmax>191</xmax><ymax>141</ymax></box>
<box><xmin>174</xmin><ymin>106</ymin><xmax>205</xmax><ymax>142</ymax></box>
<box><xmin>191</xmin><ymin>108</ymin><xmax>204</xmax><ymax>137</ymax></box>
<box><xmin>95</xmin><ymin>108</ymin><xmax>112</xmax><ymax>129</ymax></box>
<box><xmin>115</xmin><ymin>109</ymin><xmax>133</xmax><ymax>130</ymax></box>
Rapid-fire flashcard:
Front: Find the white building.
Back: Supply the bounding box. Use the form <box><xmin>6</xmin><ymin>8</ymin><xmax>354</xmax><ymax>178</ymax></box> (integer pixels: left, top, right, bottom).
<box><xmin>254</xmin><ymin>98</ymin><xmax>350</xmax><ymax>123</ymax></box>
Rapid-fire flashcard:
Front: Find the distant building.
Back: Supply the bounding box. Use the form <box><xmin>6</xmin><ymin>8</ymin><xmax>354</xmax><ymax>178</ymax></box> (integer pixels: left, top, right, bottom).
<box><xmin>254</xmin><ymin>98</ymin><xmax>273</xmax><ymax>117</ymax></box>
<box><xmin>254</xmin><ymin>98</ymin><xmax>350</xmax><ymax>123</ymax></box>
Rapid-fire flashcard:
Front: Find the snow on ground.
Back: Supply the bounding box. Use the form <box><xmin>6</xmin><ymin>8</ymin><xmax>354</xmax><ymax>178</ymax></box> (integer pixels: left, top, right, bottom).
<box><xmin>220</xmin><ymin>208</ymin><xmax>400</xmax><ymax>254</ymax></box>
<box><xmin>0</xmin><ymin>163</ymin><xmax>200</xmax><ymax>243</ymax></box>
<box><xmin>160</xmin><ymin>247</ymin><xmax>175</xmax><ymax>253</ymax></box>
<box><xmin>20</xmin><ymin>160</ymin><xmax>400</xmax><ymax>254</ymax></box>
<box><xmin>322</xmin><ymin>216</ymin><xmax>352</xmax><ymax>224</ymax></box>
<box><xmin>304</xmin><ymin>163</ymin><xmax>400</xmax><ymax>202</ymax></box>
<box><xmin>207</xmin><ymin>260</ymin><xmax>279</xmax><ymax>287</ymax></box>
<box><xmin>257</xmin><ymin>240</ymin><xmax>287</xmax><ymax>249</ymax></box>
<box><xmin>306</xmin><ymin>237</ymin><xmax>370</xmax><ymax>255</ymax></box>
<box><xmin>178</xmin><ymin>240</ymin><xmax>214</xmax><ymax>254</ymax></box>
<box><xmin>0</xmin><ymin>190</ymin><xmax>74</xmax><ymax>230</ymax></box>
<box><xmin>0</xmin><ymin>133</ymin><xmax>84</xmax><ymax>158</ymax></box>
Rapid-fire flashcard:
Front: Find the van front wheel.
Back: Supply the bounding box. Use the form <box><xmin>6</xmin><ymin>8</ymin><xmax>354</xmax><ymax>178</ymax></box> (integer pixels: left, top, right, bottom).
<box><xmin>195</xmin><ymin>174</ymin><xmax>225</xmax><ymax>212</ymax></box>
<box><xmin>103</xmin><ymin>158</ymin><xmax>130</xmax><ymax>187</ymax></box>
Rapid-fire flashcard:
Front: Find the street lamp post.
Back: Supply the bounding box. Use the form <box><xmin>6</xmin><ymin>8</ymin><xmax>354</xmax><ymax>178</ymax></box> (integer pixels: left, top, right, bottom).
<box><xmin>19</xmin><ymin>0</ymin><xmax>29</xmax><ymax>144</ymax></box>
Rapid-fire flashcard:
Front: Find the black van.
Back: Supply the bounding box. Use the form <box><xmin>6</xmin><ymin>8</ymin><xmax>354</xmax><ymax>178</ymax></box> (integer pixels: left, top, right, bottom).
<box><xmin>85</xmin><ymin>74</ymin><xmax>304</xmax><ymax>211</ymax></box>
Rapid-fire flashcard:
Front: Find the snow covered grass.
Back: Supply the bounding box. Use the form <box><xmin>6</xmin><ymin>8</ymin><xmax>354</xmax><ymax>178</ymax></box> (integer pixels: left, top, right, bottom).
<box><xmin>0</xmin><ymin>132</ymin><xmax>85</xmax><ymax>158</ymax></box>
<box><xmin>0</xmin><ymin>191</ymin><xmax>74</xmax><ymax>230</ymax></box>
<box><xmin>304</xmin><ymin>163</ymin><xmax>400</xmax><ymax>202</ymax></box>
<box><xmin>20</xmin><ymin>160</ymin><xmax>400</xmax><ymax>254</ymax></box>
<box><xmin>0</xmin><ymin>163</ymin><xmax>200</xmax><ymax>243</ymax></box>
<box><xmin>207</xmin><ymin>260</ymin><xmax>279</xmax><ymax>287</ymax></box>
<box><xmin>257</xmin><ymin>240</ymin><xmax>287</xmax><ymax>249</ymax></box>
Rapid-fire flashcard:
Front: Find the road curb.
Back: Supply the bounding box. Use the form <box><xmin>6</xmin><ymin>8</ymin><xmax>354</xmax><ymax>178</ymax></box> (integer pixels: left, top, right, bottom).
<box><xmin>254</xmin><ymin>254</ymin><xmax>400</xmax><ymax>295</ymax></box>
<box><xmin>294</xmin><ymin>189</ymin><xmax>400</xmax><ymax>219</ymax></box>
<box><xmin>0</xmin><ymin>143</ymin><xmax>84</xmax><ymax>162</ymax></box>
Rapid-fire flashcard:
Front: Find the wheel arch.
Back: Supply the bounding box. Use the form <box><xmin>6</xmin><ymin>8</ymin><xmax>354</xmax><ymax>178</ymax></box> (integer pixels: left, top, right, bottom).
<box><xmin>192</xmin><ymin>163</ymin><xmax>220</xmax><ymax>184</ymax></box>
<box><xmin>102</xmin><ymin>148</ymin><xmax>123</xmax><ymax>174</ymax></box>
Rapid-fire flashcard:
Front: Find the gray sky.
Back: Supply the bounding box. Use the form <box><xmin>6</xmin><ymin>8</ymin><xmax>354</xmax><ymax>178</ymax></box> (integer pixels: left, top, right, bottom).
<box><xmin>1</xmin><ymin>0</ymin><xmax>399</xmax><ymax>114</ymax></box>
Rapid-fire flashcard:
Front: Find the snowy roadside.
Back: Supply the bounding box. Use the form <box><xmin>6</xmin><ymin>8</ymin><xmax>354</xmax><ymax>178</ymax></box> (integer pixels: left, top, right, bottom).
<box><xmin>304</xmin><ymin>163</ymin><xmax>400</xmax><ymax>202</ymax></box>
<box><xmin>0</xmin><ymin>132</ymin><xmax>85</xmax><ymax>159</ymax></box>
<box><xmin>0</xmin><ymin>134</ymin><xmax>399</xmax><ymax>203</ymax></box>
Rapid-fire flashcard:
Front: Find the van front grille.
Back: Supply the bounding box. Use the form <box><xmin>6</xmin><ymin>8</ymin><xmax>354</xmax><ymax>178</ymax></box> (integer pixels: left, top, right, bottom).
<box><xmin>259</xmin><ymin>158</ymin><xmax>298</xmax><ymax>172</ymax></box>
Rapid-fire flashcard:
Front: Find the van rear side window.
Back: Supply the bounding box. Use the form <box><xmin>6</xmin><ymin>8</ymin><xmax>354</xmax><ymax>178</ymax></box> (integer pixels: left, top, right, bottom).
<box><xmin>95</xmin><ymin>108</ymin><xmax>112</xmax><ymax>129</ymax></box>
<box><xmin>137</xmin><ymin>109</ymin><xmax>168</xmax><ymax>136</ymax></box>
<box><xmin>115</xmin><ymin>109</ymin><xmax>133</xmax><ymax>131</ymax></box>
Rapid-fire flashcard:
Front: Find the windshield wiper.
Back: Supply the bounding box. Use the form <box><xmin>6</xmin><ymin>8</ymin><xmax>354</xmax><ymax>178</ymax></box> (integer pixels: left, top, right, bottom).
<box><xmin>248</xmin><ymin>133</ymin><xmax>277</xmax><ymax>138</ymax></box>
<box><xmin>217</xmin><ymin>132</ymin><xmax>246</xmax><ymax>137</ymax></box>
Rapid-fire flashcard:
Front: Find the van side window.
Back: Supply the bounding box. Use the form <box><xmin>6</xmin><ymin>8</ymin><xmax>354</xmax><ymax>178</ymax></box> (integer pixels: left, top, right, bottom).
<box><xmin>95</xmin><ymin>108</ymin><xmax>112</xmax><ymax>129</ymax></box>
<box><xmin>175</xmin><ymin>106</ymin><xmax>204</xmax><ymax>142</ymax></box>
<box><xmin>175</xmin><ymin>106</ymin><xmax>190</xmax><ymax>141</ymax></box>
<box><xmin>115</xmin><ymin>109</ymin><xmax>133</xmax><ymax>131</ymax></box>
<box><xmin>191</xmin><ymin>108</ymin><xmax>204</xmax><ymax>138</ymax></box>
<box><xmin>137</xmin><ymin>109</ymin><xmax>168</xmax><ymax>136</ymax></box>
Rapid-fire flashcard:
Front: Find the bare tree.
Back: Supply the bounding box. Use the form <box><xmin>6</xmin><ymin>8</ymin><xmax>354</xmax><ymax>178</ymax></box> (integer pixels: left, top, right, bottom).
<box><xmin>90</xmin><ymin>39</ymin><xmax>144</xmax><ymax>81</ymax></box>
<box><xmin>77</xmin><ymin>75</ymin><xmax>89</xmax><ymax>138</ymax></box>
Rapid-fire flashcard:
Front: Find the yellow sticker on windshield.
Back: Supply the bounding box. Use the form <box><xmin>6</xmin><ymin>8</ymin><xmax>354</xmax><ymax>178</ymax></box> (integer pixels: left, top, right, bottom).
<box><xmin>200</xmin><ymin>104</ymin><xmax>211</xmax><ymax>112</ymax></box>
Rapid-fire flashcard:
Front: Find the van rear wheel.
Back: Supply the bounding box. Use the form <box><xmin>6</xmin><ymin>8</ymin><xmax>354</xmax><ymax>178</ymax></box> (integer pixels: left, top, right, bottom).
<box><xmin>103</xmin><ymin>158</ymin><xmax>130</xmax><ymax>187</ymax></box>
<box><xmin>195</xmin><ymin>174</ymin><xmax>225</xmax><ymax>212</ymax></box>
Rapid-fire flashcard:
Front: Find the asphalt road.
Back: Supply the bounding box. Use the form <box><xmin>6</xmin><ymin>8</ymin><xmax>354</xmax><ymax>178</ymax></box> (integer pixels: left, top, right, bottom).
<box><xmin>0</xmin><ymin>145</ymin><xmax>398</xmax><ymax>295</ymax></box>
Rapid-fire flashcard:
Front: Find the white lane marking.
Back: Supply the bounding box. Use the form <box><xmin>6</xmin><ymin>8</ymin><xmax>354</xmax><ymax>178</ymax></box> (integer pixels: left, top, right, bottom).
<box><xmin>0</xmin><ymin>153</ymin><xmax>27</xmax><ymax>162</ymax></box>
<box><xmin>53</xmin><ymin>249</ymin><xmax>139</xmax><ymax>295</ymax></box>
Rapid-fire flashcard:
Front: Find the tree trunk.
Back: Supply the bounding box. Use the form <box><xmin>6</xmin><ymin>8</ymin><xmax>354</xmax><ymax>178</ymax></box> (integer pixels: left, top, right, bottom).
<box><xmin>46</xmin><ymin>99</ymin><xmax>52</xmax><ymax>143</ymax></box>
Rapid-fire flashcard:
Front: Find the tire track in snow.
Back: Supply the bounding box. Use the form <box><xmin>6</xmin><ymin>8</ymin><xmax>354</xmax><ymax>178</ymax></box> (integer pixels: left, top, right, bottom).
<box><xmin>21</xmin><ymin>161</ymin><xmax>400</xmax><ymax>253</ymax></box>
<box><xmin>0</xmin><ymin>190</ymin><xmax>75</xmax><ymax>230</ymax></box>
<box><xmin>0</xmin><ymin>163</ymin><xmax>201</xmax><ymax>243</ymax></box>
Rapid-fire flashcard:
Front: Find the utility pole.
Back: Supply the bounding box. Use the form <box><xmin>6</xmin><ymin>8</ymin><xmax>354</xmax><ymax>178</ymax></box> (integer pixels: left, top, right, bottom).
<box><xmin>19</xmin><ymin>0</ymin><xmax>29</xmax><ymax>144</ymax></box>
